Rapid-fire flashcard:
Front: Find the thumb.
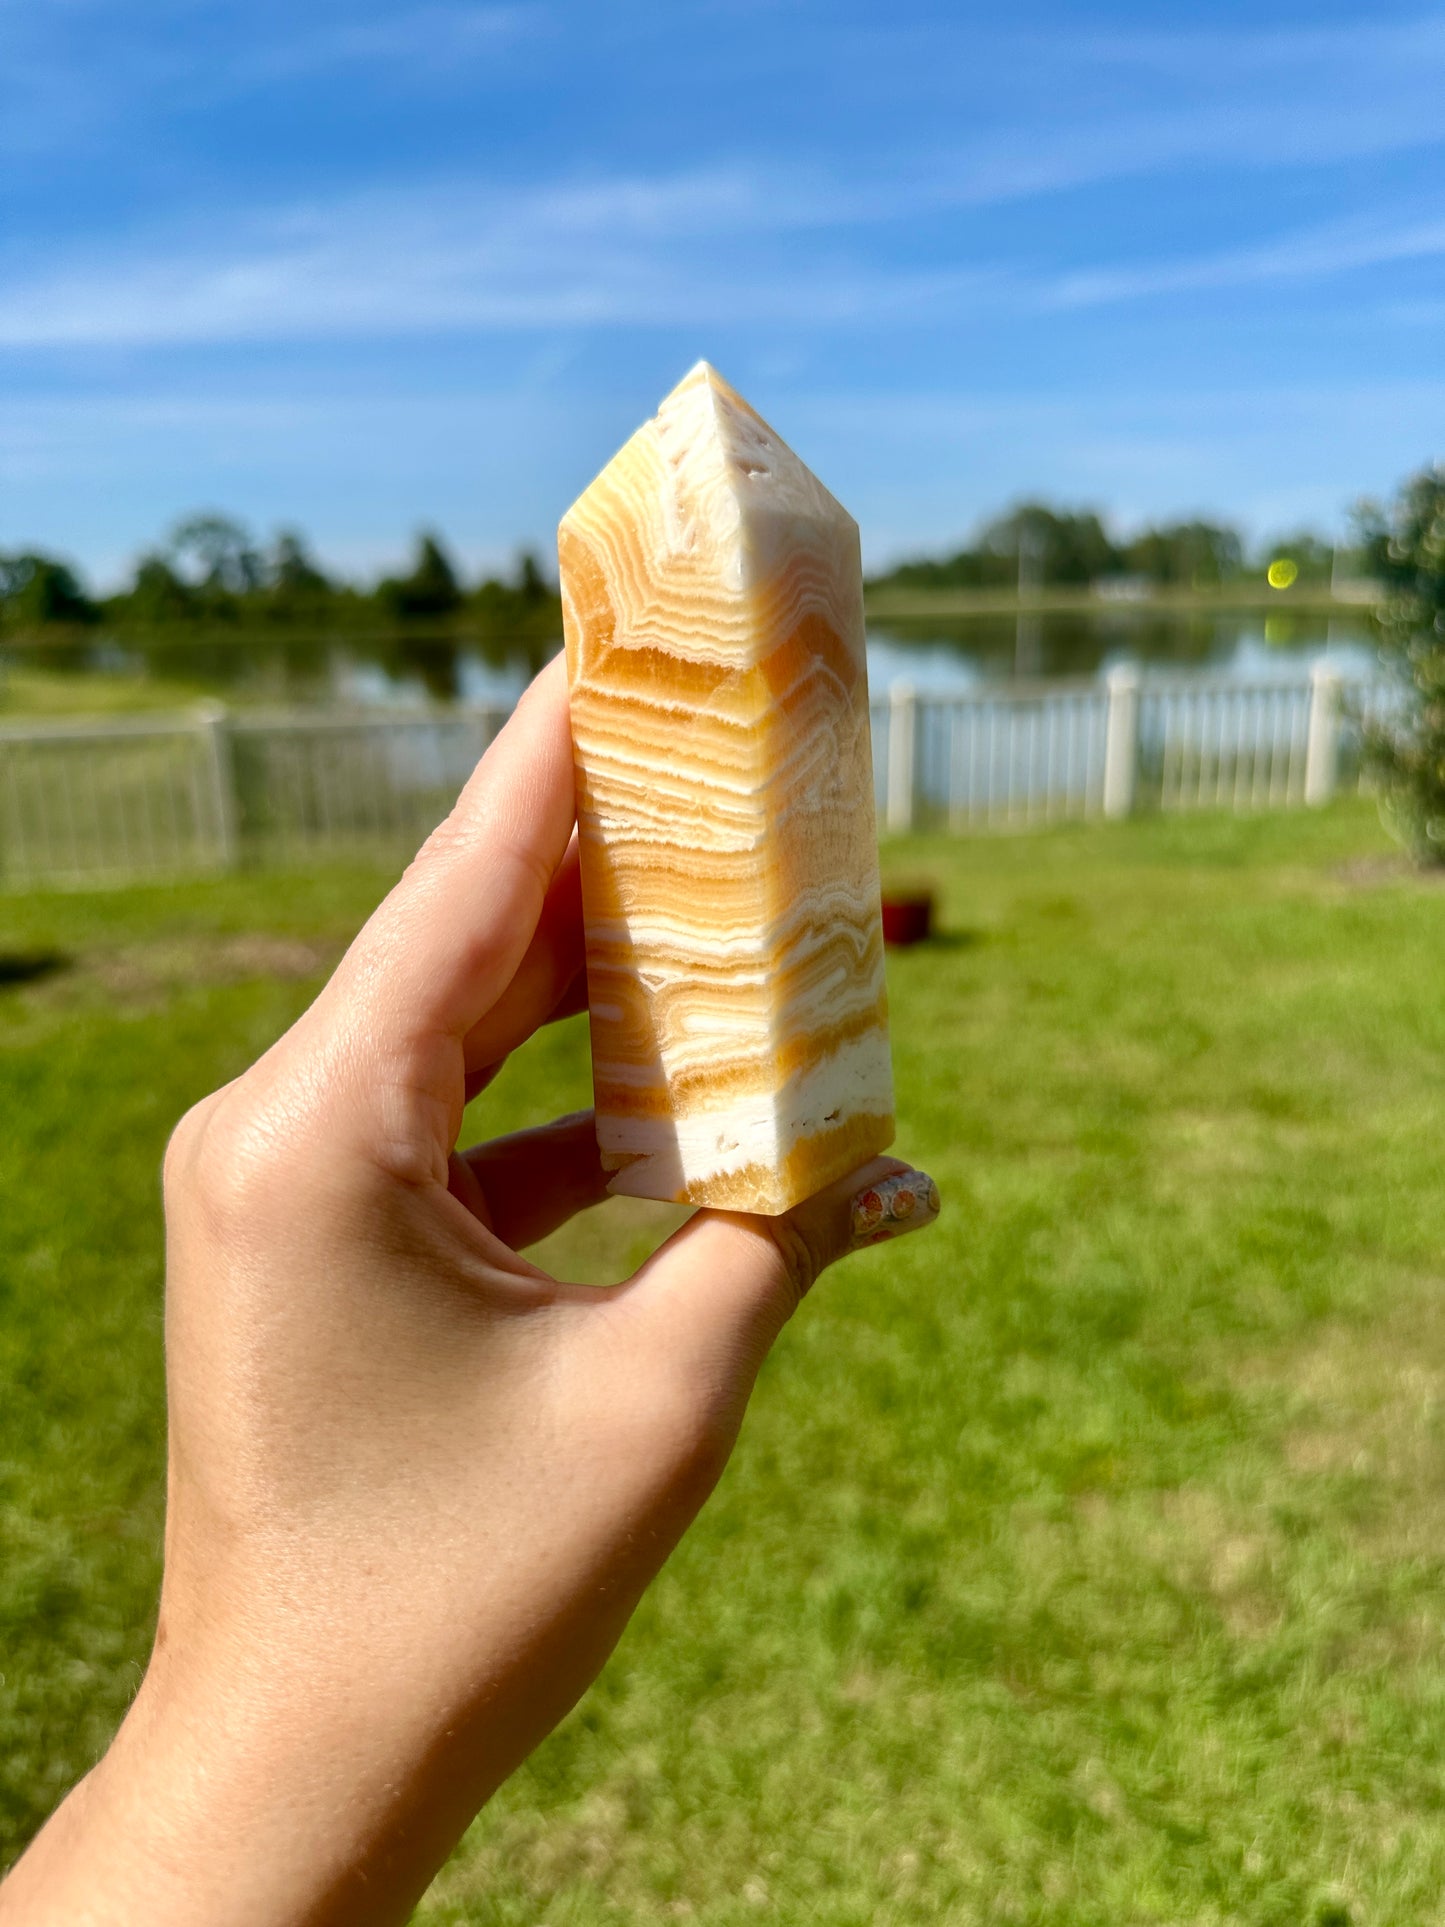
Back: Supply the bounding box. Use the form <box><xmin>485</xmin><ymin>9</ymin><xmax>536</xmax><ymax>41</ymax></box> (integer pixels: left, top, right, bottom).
<box><xmin>627</xmin><ymin>1157</ymin><xmax>941</xmax><ymax>1392</ymax></box>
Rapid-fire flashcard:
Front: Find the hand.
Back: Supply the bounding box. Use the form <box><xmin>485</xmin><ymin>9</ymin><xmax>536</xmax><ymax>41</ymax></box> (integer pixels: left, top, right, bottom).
<box><xmin>0</xmin><ymin>659</ymin><xmax>939</xmax><ymax>1927</ymax></box>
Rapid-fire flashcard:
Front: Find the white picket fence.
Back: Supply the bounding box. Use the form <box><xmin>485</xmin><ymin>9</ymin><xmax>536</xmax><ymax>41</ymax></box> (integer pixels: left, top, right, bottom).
<box><xmin>0</xmin><ymin>705</ymin><xmax>510</xmax><ymax>889</ymax></box>
<box><xmin>0</xmin><ymin>665</ymin><xmax>1389</xmax><ymax>889</ymax></box>
<box><xmin>870</xmin><ymin>663</ymin><xmax>1388</xmax><ymax>832</ymax></box>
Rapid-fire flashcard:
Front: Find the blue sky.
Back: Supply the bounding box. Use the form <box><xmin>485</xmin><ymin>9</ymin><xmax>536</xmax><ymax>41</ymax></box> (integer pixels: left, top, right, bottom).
<box><xmin>4</xmin><ymin>0</ymin><xmax>1443</xmax><ymax>586</ymax></box>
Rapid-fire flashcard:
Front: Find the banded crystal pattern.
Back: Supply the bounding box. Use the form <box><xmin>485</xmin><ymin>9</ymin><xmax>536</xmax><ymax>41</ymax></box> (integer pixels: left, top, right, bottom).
<box><xmin>559</xmin><ymin>362</ymin><xmax>895</xmax><ymax>1213</ymax></box>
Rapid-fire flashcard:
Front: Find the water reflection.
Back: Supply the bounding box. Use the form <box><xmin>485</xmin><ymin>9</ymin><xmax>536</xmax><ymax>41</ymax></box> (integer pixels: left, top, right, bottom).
<box><xmin>6</xmin><ymin>630</ymin><xmax>545</xmax><ymax>711</ymax></box>
<box><xmin>866</xmin><ymin>607</ymin><xmax>1379</xmax><ymax>691</ymax></box>
<box><xmin>3</xmin><ymin>606</ymin><xmax>1382</xmax><ymax>711</ymax></box>
<box><xmin>331</xmin><ymin>643</ymin><xmax>535</xmax><ymax>709</ymax></box>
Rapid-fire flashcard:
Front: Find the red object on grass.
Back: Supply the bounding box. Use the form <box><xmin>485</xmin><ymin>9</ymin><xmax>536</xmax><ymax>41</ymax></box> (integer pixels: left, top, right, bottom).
<box><xmin>881</xmin><ymin>893</ymin><xmax>933</xmax><ymax>947</ymax></box>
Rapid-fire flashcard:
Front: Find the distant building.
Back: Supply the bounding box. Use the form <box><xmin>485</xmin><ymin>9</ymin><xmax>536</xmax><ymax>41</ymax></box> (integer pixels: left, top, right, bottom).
<box><xmin>1094</xmin><ymin>575</ymin><xmax>1153</xmax><ymax>603</ymax></box>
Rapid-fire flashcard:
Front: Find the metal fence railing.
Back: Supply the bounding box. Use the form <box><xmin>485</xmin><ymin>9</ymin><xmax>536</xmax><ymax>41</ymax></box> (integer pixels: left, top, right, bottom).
<box><xmin>870</xmin><ymin>681</ymin><xmax>1110</xmax><ymax>831</ymax></box>
<box><xmin>870</xmin><ymin>664</ymin><xmax>1389</xmax><ymax>832</ymax></box>
<box><xmin>0</xmin><ymin>710</ymin><xmax>236</xmax><ymax>888</ymax></box>
<box><xmin>227</xmin><ymin>706</ymin><xmax>509</xmax><ymax>868</ymax></box>
<box><xmin>0</xmin><ymin>667</ymin><xmax>1393</xmax><ymax>889</ymax></box>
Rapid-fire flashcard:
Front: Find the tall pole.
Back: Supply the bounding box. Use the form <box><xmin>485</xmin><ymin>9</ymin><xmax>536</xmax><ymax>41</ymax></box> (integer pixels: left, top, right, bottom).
<box><xmin>1326</xmin><ymin>535</ymin><xmax>1352</xmax><ymax>654</ymax></box>
<box><xmin>1015</xmin><ymin>522</ymin><xmax>1043</xmax><ymax>679</ymax></box>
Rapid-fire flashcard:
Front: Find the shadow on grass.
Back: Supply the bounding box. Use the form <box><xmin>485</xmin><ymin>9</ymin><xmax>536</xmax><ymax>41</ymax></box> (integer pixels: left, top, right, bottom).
<box><xmin>0</xmin><ymin>951</ymin><xmax>69</xmax><ymax>988</ymax></box>
<box><xmin>888</xmin><ymin>926</ymin><xmax>983</xmax><ymax>952</ymax></box>
<box><xmin>922</xmin><ymin>927</ymin><xmax>983</xmax><ymax>951</ymax></box>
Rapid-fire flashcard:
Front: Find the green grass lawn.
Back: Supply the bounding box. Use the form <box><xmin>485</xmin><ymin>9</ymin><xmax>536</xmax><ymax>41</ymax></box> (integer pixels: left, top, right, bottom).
<box><xmin>4</xmin><ymin>804</ymin><xmax>1445</xmax><ymax>1923</ymax></box>
<box><xmin>0</xmin><ymin>661</ymin><xmax>228</xmax><ymax>717</ymax></box>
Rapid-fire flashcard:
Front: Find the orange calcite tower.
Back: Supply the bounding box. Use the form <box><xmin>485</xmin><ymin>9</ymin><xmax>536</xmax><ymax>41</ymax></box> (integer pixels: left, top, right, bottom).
<box><xmin>559</xmin><ymin>362</ymin><xmax>894</xmax><ymax>1213</ymax></box>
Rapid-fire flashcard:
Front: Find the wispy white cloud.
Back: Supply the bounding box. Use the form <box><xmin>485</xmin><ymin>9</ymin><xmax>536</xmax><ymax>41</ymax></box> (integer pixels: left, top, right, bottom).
<box><xmin>221</xmin><ymin>5</ymin><xmax>537</xmax><ymax>86</ymax></box>
<box><xmin>11</xmin><ymin>2</ymin><xmax>1445</xmax><ymax>335</ymax></box>
<box><xmin>11</xmin><ymin>5</ymin><xmax>1445</xmax><ymax>191</ymax></box>
<box><xmin>1</xmin><ymin>3</ymin><xmax>543</xmax><ymax>156</ymax></box>
<box><xmin>8</xmin><ymin>6</ymin><xmax>1443</xmax><ymax>575</ymax></box>
<box><xmin>0</xmin><ymin>166</ymin><xmax>1011</xmax><ymax>348</ymax></box>
<box><xmin>1006</xmin><ymin>13</ymin><xmax>1445</xmax><ymax>78</ymax></box>
<box><xmin>832</xmin><ymin>12</ymin><xmax>1445</xmax><ymax>183</ymax></box>
<box><xmin>0</xmin><ymin>151</ymin><xmax>1438</xmax><ymax>352</ymax></box>
<box><xmin>1042</xmin><ymin>217</ymin><xmax>1445</xmax><ymax>310</ymax></box>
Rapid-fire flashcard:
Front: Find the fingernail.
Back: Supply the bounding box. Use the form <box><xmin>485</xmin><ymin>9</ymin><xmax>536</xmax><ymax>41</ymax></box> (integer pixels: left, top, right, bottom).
<box><xmin>850</xmin><ymin>1169</ymin><xmax>941</xmax><ymax>1247</ymax></box>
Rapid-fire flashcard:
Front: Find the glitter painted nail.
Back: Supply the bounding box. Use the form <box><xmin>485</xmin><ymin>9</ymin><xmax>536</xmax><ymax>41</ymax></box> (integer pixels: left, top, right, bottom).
<box><xmin>850</xmin><ymin>1169</ymin><xmax>941</xmax><ymax>1246</ymax></box>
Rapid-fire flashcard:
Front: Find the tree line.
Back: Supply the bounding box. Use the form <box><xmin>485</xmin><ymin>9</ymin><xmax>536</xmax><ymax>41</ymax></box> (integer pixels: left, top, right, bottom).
<box><xmin>870</xmin><ymin>503</ymin><xmax>1343</xmax><ymax>596</ymax></box>
<box><xmin>0</xmin><ymin>515</ymin><xmax>562</xmax><ymax>652</ymax></box>
<box><xmin>0</xmin><ymin>498</ymin><xmax>1385</xmax><ymax>647</ymax></box>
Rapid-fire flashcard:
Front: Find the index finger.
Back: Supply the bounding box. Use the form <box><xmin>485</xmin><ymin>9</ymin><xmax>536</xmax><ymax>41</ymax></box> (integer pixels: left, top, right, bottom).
<box><xmin>333</xmin><ymin>654</ymin><xmax>577</xmax><ymax>1049</ymax></box>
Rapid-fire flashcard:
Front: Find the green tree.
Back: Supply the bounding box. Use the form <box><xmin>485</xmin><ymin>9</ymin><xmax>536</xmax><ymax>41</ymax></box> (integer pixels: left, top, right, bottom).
<box><xmin>1124</xmin><ymin>521</ymin><xmax>1243</xmax><ymax>588</ymax></box>
<box><xmin>379</xmin><ymin>532</ymin><xmax>464</xmax><ymax>622</ymax></box>
<box><xmin>0</xmin><ymin>552</ymin><xmax>99</xmax><ymax>633</ymax></box>
<box><xmin>271</xmin><ymin>530</ymin><xmax>329</xmax><ymax>593</ymax></box>
<box><xmin>169</xmin><ymin>513</ymin><xmax>262</xmax><ymax>597</ymax></box>
<box><xmin>1358</xmin><ymin>466</ymin><xmax>1445</xmax><ymax>862</ymax></box>
<box><xmin>869</xmin><ymin>504</ymin><xmax>1122</xmax><ymax>596</ymax></box>
<box><xmin>118</xmin><ymin>554</ymin><xmax>199</xmax><ymax>627</ymax></box>
<box><xmin>264</xmin><ymin>530</ymin><xmax>335</xmax><ymax>625</ymax></box>
<box><xmin>1258</xmin><ymin>531</ymin><xmax>1334</xmax><ymax>584</ymax></box>
<box><xmin>868</xmin><ymin>546</ymin><xmax>989</xmax><ymax>593</ymax></box>
<box><xmin>515</xmin><ymin>549</ymin><xmax>551</xmax><ymax>604</ymax></box>
<box><xmin>979</xmin><ymin>504</ymin><xmax>1121</xmax><ymax>587</ymax></box>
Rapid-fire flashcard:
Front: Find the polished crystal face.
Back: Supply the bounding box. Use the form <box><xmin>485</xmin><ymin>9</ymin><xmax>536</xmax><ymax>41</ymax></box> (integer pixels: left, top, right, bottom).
<box><xmin>560</xmin><ymin>362</ymin><xmax>894</xmax><ymax>1214</ymax></box>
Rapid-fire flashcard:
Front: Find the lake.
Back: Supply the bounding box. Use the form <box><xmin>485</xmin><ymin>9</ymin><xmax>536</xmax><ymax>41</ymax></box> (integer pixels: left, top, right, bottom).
<box><xmin>3</xmin><ymin>605</ymin><xmax>1380</xmax><ymax>713</ymax></box>
<box><xmin>866</xmin><ymin>604</ymin><xmax>1378</xmax><ymax>692</ymax></box>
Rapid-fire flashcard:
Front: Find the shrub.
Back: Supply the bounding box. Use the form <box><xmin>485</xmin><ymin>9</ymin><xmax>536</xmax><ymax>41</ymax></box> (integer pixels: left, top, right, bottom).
<box><xmin>1359</xmin><ymin>466</ymin><xmax>1445</xmax><ymax>861</ymax></box>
